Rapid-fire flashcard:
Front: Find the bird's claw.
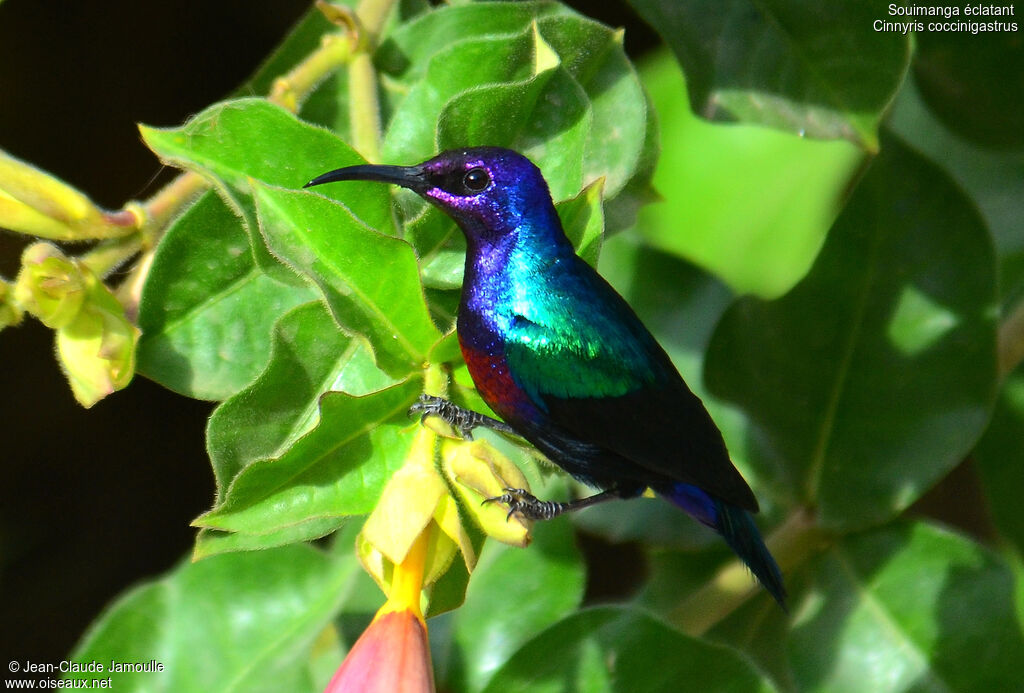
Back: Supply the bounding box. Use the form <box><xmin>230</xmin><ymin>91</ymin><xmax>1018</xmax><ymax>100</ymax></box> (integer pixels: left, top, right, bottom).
<box><xmin>409</xmin><ymin>394</ymin><xmax>474</xmax><ymax>440</ymax></box>
<box><xmin>482</xmin><ymin>487</ymin><xmax>563</xmax><ymax>521</ymax></box>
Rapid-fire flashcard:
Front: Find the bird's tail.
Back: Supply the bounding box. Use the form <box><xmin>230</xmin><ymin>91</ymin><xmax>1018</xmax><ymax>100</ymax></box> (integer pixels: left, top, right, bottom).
<box><xmin>657</xmin><ymin>482</ymin><xmax>787</xmax><ymax>608</ymax></box>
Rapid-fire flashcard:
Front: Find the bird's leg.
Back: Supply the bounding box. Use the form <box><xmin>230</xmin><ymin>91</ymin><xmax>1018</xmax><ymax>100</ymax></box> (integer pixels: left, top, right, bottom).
<box><xmin>409</xmin><ymin>394</ymin><xmax>517</xmax><ymax>441</ymax></box>
<box><xmin>483</xmin><ymin>487</ymin><xmax>624</xmax><ymax>521</ymax></box>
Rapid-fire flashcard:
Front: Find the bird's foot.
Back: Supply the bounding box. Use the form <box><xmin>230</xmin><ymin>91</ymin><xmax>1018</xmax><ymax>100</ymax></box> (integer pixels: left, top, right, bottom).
<box><xmin>483</xmin><ymin>487</ymin><xmax>567</xmax><ymax>521</ymax></box>
<box><xmin>484</xmin><ymin>486</ymin><xmax>626</xmax><ymax>521</ymax></box>
<box><xmin>409</xmin><ymin>394</ymin><xmax>516</xmax><ymax>440</ymax></box>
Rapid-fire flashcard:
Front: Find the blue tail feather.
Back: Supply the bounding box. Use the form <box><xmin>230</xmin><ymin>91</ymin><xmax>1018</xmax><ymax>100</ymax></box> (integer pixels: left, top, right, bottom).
<box><xmin>658</xmin><ymin>482</ymin><xmax>787</xmax><ymax>608</ymax></box>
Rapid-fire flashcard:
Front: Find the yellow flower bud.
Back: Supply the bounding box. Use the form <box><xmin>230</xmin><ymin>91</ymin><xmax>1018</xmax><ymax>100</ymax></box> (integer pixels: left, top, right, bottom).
<box><xmin>0</xmin><ymin>150</ymin><xmax>134</xmax><ymax>241</ymax></box>
<box><xmin>14</xmin><ymin>243</ymin><xmax>86</xmax><ymax>329</ymax></box>
<box><xmin>441</xmin><ymin>439</ymin><xmax>532</xmax><ymax>547</ymax></box>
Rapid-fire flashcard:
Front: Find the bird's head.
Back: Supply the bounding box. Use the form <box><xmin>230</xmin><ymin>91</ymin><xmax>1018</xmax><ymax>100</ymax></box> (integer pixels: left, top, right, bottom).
<box><xmin>305</xmin><ymin>147</ymin><xmax>559</xmax><ymax>245</ymax></box>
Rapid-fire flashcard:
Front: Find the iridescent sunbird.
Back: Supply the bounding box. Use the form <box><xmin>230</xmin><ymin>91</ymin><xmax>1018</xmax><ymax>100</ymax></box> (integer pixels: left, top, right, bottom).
<box><xmin>306</xmin><ymin>147</ymin><xmax>786</xmax><ymax>606</ymax></box>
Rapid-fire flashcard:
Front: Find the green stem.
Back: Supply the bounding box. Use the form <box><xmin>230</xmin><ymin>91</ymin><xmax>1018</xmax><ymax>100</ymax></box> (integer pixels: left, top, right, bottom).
<box><xmin>142</xmin><ymin>172</ymin><xmax>208</xmax><ymax>239</ymax></box>
<box><xmin>999</xmin><ymin>297</ymin><xmax>1024</xmax><ymax>378</ymax></box>
<box><xmin>80</xmin><ymin>237</ymin><xmax>143</xmax><ymax>280</ymax></box>
<box><xmin>669</xmin><ymin>506</ymin><xmax>827</xmax><ymax>636</ymax></box>
<box><xmin>348</xmin><ymin>54</ymin><xmax>383</xmax><ymax>163</ymax></box>
<box><xmin>356</xmin><ymin>0</ymin><xmax>398</xmax><ymax>39</ymax></box>
<box><xmin>269</xmin><ymin>29</ymin><xmax>356</xmax><ymax>112</ymax></box>
<box><xmin>348</xmin><ymin>0</ymin><xmax>399</xmax><ymax>162</ymax></box>
<box><xmin>423</xmin><ymin>362</ymin><xmax>450</xmax><ymax>399</ymax></box>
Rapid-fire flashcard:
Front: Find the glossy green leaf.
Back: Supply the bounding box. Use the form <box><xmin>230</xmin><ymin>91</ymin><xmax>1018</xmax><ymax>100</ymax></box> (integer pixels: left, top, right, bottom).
<box><xmin>914</xmin><ymin>29</ymin><xmax>1024</xmax><ymax>148</ymax></box>
<box><xmin>254</xmin><ymin>184</ymin><xmax>440</xmax><ymax>378</ymax></box>
<box><xmin>404</xmin><ymin>204</ymin><xmax>466</xmax><ymax>291</ymax></box>
<box><xmin>206</xmin><ymin>300</ymin><xmax>393</xmax><ymax>495</ymax></box>
<box><xmin>532</xmin><ymin>15</ymin><xmax>647</xmax><ymax>199</ymax></box>
<box><xmin>141</xmin><ymin>98</ymin><xmax>394</xmax><ymax>285</ymax></box>
<box><xmin>441</xmin><ymin>517</ymin><xmax>584</xmax><ymax>692</ymax></box>
<box><xmin>196</xmin><ymin>378</ymin><xmax>421</xmax><ymax>537</ymax></box>
<box><xmin>705</xmin><ymin>133</ymin><xmax>998</xmax><ymax>529</ymax></box>
<box><xmin>141</xmin><ymin>100</ymin><xmax>390</xmax><ymax>231</ymax></box>
<box><xmin>888</xmin><ymin>74</ymin><xmax>1024</xmax><ymax>309</ymax></box>
<box><xmin>628</xmin><ymin>0</ymin><xmax>910</xmax><ymax>149</ymax></box>
<box><xmin>974</xmin><ymin>368</ymin><xmax>1024</xmax><ymax>554</ymax></box>
<box><xmin>376</xmin><ymin>1</ymin><xmax>567</xmax><ymax>86</ymax></box>
<box><xmin>378</xmin><ymin>3</ymin><xmax>649</xmax><ymax>204</ymax></box>
<box><xmin>137</xmin><ymin>192</ymin><xmax>315</xmax><ymax>400</ymax></box>
<box><xmin>790</xmin><ymin>522</ymin><xmax>1024</xmax><ymax>692</ymax></box>
<box><xmin>636</xmin><ymin>51</ymin><xmax>863</xmax><ymax>298</ymax></box>
<box><xmin>481</xmin><ymin>606</ymin><xmax>778</xmax><ymax>693</ymax></box>
<box><xmin>193</xmin><ymin>519</ymin><xmax>353</xmax><ymax>560</ymax></box>
<box><xmin>67</xmin><ymin>545</ymin><xmax>357</xmax><ymax>693</ymax></box>
<box><xmin>442</xmin><ymin>66</ymin><xmax>590</xmax><ymax>203</ymax></box>
<box><xmin>383</xmin><ymin>25</ymin><xmax>542</xmax><ymax>164</ymax></box>
<box><xmin>557</xmin><ymin>177</ymin><xmax>605</xmax><ymax>266</ymax></box>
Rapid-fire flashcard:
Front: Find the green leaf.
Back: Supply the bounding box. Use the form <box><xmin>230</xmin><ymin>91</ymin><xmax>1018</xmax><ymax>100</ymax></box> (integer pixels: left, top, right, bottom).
<box><xmin>789</xmin><ymin>522</ymin><xmax>1024</xmax><ymax>692</ymax></box>
<box><xmin>383</xmin><ymin>24</ymin><xmax>543</xmax><ymax>164</ymax></box>
<box><xmin>532</xmin><ymin>15</ymin><xmax>647</xmax><ymax>199</ymax></box>
<box><xmin>196</xmin><ymin>378</ymin><xmax>421</xmax><ymax>537</ymax></box>
<box><xmin>404</xmin><ymin>204</ymin><xmax>466</xmax><ymax>291</ymax></box>
<box><xmin>141</xmin><ymin>100</ymin><xmax>390</xmax><ymax>230</ymax></box>
<box><xmin>67</xmin><ymin>545</ymin><xmax>357</xmax><ymax>693</ymax></box>
<box><xmin>194</xmin><ymin>519</ymin><xmax>353</xmax><ymax>560</ymax></box>
<box><xmin>376</xmin><ymin>1</ymin><xmax>567</xmax><ymax>86</ymax></box>
<box><xmin>379</xmin><ymin>3</ymin><xmax>649</xmax><ymax>204</ymax></box>
<box><xmin>253</xmin><ymin>184</ymin><xmax>440</xmax><ymax>377</ymax></box>
<box><xmin>442</xmin><ymin>65</ymin><xmax>590</xmax><ymax>202</ymax></box>
<box><xmin>557</xmin><ymin>177</ymin><xmax>605</xmax><ymax>266</ymax></box>
<box><xmin>480</xmin><ymin>605</ymin><xmax>779</xmax><ymax>693</ymax></box>
<box><xmin>441</xmin><ymin>517</ymin><xmax>584</xmax><ymax>692</ymax></box>
<box><xmin>627</xmin><ymin>0</ymin><xmax>910</xmax><ymax>149</ymax></box>
<box><xmin>636</xmin><ymin>51</ymin><xmax>863</xmax><ymax>298</ymax></box>
<box><xmin>888</xmin><ymin>74</ymin><xmax>1024</xmax><ymax>309</ymax></box>
<box><xmin>206</xmin><ymin>300</ymin><xmax>394</xmax><ymax>495</ymax></box>
<box><xmin>974</xmin><ymin>368</ymin><xmax>1024</xmax><ymax>554</ymax></box>
<box><xmin>705</xmin><ymin>132</ymin><xmax>998</xmax><ymax>530</ymax></box>
<box><xmin>137</xmin><ymin>192</ymin><xmax>315</xmax><ymax>400</ymax></box>
<box><xmin>914</xmin><ymin>28</ymin><xmax>1024</xmax><ymax>148</ymax></box>
<box><xmin>141</xmin><ymin>99</ymin><xmax>394</xmax><ymax>284</ymax></box>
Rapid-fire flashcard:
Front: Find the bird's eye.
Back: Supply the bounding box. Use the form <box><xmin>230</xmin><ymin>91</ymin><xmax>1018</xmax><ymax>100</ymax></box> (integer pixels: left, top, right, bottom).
<box><xmin>463</xmin><ymin>167</ymin><xmax>490</xmax><ymax>192</ymax></box>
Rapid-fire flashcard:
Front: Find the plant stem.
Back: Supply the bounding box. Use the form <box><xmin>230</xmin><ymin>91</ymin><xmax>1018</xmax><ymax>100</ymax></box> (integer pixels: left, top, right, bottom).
<box><xmin>348</xmin><ymin>0</ymin><xmax>400</xmax><ymax>162</ymax></box>
<box><xmin>142</xmin><ymin>172</ymin><xmax>207</xmax><ymax>237</ymax></box>
<box><xmin>80</xmin><ymin>237</ymin><xmax>144</xmax><ymax>280</ymax></box>
<box><xmin>999</xmin><ymin>297</ymin><xmax>1024</xmax><ymax>378</ymax></box>
<box><xmin>269</xmin><ymin>31</ymin><xmax>356</xmax><ymax>112</ymax></box>
<box><xmin>348</xmin><ymin>54</ymin><xmax>383</xmax><ymax>163</ymax></box>
<box><xmin>357</xmin><ymin>0</ymin><xmax>397</xmax><ymax>38</ymax></box>
<box><xmin>670</xmin><ymin>506</ymin><xmax>827</xmax><ymax>636</ymax></box>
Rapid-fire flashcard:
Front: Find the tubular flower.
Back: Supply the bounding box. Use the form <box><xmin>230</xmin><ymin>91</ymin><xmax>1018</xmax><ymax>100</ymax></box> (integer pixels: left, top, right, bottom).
<box><xmin>325</xmin><ymin>530</ymin><xmax>435</xmax><ymax>693</ymax></box>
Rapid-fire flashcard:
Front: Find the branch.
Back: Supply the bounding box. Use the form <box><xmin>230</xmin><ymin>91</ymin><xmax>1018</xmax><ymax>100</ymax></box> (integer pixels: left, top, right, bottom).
<box><xmin>999</xmin><ymin>297</ymin><xmax>1024</xmax><ymax>378</ymax></box>
<box><xmin>670</xmin><ymin>506</ymin><xmax>827</xmax><ymax>636</ymax></box>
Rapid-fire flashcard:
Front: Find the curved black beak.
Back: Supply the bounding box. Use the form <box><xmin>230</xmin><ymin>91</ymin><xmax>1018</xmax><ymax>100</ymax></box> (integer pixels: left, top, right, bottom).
<box><xmin>304</xmin><ymin>163</ymin><xmax>428</xmax><ymax>193</ymax></box>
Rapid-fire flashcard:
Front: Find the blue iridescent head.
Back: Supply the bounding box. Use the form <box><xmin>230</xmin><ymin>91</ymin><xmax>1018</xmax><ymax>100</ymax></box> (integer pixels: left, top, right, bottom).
<box><xmin>305</xmin><ymin>147</ymin><xmax>560</xmax><ymax>245</ymax></box>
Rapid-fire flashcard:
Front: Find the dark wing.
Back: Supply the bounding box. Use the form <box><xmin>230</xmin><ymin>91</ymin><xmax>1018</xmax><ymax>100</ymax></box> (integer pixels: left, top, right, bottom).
<box><xmin>503</xmin><ymin>266</ymin><xmax>758</xmax><ymax>511</ymax></box>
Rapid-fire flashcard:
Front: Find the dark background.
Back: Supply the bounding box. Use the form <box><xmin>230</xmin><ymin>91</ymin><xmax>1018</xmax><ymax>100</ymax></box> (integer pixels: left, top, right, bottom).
<box><xmin>0</xmin><ymin>0</ymin><xmax>658</xmax><ymax>663</ymax></box>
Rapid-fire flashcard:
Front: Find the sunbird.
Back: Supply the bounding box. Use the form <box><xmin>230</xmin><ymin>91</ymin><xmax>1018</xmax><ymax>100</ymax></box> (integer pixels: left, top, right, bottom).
<box><xmin>306</xmin><ymin>147</ymin><xmax>786</xmax><ymax>606</ymax></box>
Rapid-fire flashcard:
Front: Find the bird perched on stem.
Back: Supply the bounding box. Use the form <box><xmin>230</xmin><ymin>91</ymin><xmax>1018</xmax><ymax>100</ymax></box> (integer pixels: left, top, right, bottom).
<box><xmin>306</xmin><ymin>147</ymin><xmax>786</xmax><ymax>607</ymax></box>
